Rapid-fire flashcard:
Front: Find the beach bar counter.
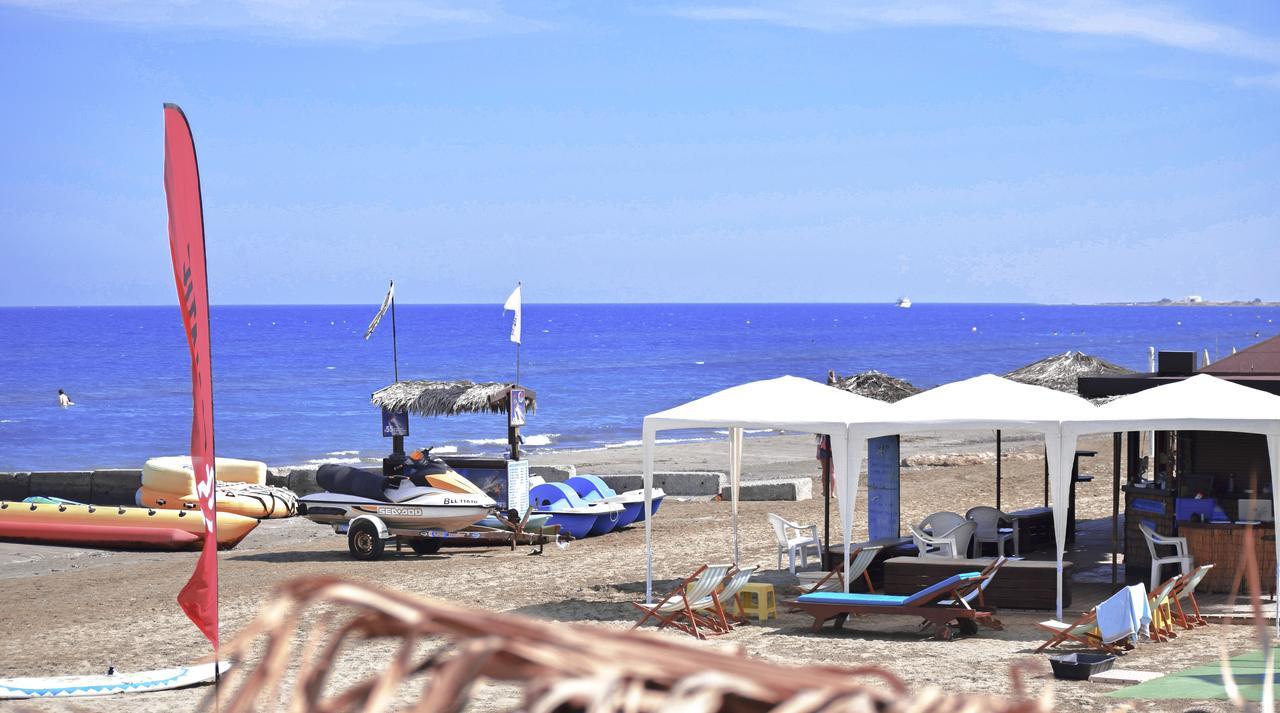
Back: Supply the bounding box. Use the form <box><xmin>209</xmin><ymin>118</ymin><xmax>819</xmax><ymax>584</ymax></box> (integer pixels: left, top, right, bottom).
<box><xmin>1081</xmin><ymin>344</ymin><xmax>1280</xmax><ymax>594</ymax></box>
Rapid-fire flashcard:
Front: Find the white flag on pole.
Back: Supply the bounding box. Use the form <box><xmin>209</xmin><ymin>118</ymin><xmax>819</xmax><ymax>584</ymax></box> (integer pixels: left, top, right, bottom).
<box><xmin>364</xmin><ymin>280</ymin><xmax>394</xmax><ymax>340</ymax></box>
<box><xmin>503</xmin><ymin>282</ymin><xmax>522</xmax><ymax>344</ymax></box>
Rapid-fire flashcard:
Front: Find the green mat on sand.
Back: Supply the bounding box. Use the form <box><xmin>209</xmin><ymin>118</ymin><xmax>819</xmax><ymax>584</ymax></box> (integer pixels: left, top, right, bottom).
<box><xmin>1109</xmin><ymin>650</ymin><xmax>1277</xmax><ymax>701</ymax></box>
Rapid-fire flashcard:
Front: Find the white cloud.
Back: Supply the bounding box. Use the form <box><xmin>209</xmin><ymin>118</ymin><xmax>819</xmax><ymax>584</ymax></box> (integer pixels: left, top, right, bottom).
<box><xmin>670</xmin><ymin>1</ymin><xmax>1280</xmax><ymax>80</ymax></box>
<box><xmin>1</xmin><ymin>0</ymin><xmax>549</xmax><ymax>43</ymax></box>
<box><xmin>1236</xmin><ymin>72</ymin><xmax>1280</xmax><ymax>89</ymax></box>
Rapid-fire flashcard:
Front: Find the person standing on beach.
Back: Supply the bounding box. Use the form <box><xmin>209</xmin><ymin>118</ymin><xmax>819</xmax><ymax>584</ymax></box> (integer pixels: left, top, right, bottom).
<box><xmin>58</xmin><ymin>389</ymin><xmax>73</xmax><ymax>408</ymax></box>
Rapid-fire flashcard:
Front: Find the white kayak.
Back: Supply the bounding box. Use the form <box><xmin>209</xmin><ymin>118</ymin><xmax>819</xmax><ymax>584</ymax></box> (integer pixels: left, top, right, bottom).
<box><xmin>0</xmin><ymin>661</ymin><xmax>229</xmax><ymax>699</ymax></box>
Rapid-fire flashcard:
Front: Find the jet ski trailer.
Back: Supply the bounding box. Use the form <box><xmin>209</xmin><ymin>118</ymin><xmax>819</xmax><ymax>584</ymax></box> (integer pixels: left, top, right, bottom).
<box><xmin>300</xmin><ymin>461</ymin><xmax>560</xmax><ymax>560</ymax></box>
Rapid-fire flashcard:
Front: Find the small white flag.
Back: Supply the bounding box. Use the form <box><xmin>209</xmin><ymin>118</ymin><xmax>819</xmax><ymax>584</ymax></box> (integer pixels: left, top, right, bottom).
<box><xmin>364</xmin><ymin>280</ymin><xmax>394</xmax><ymax>340</ymax></box>
<box><xmin>503</xmin><ymin>282</ymin><xmax>522</xmax><ymax>344</ymax></box>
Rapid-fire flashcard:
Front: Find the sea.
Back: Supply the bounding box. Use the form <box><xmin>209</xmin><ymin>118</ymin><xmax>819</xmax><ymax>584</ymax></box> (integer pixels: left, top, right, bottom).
<box><xmin>1</xmin><ymin>303</ymin><xmax>1277</xmax><ymax>472</ymax></box>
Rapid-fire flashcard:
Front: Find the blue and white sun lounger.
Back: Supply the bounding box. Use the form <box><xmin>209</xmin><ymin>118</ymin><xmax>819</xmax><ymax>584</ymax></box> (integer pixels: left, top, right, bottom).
<box><xmin>791</xmin><ymin>571</ymin><xmax>1002</xmax><ymax>640</ymax></box>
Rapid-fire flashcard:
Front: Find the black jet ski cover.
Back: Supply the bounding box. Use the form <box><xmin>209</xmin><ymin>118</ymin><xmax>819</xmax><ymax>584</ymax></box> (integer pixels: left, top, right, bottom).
<box><xmin>316</xmin><ymin>464</ymin><xmax>387</xmax><ymax>501</ymax></box>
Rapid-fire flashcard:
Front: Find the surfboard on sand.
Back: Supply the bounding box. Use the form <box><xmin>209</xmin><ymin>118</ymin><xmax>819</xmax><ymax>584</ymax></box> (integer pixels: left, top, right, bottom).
<box><xmin>0</xmin><ymin>661</ymin><xmax>229</xmax><ymax>699</ymax></box>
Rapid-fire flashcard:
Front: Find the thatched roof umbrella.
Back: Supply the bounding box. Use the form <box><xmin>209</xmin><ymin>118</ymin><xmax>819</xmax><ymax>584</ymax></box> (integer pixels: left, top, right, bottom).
<box><xmin>371</xmin><ymin>380</ymin><xmax>536</xmax><ymax>418</ymax></box>
<box><xmin>827</xmin><ymin>369</ymin><xmax>922</xmax><ymax>403</ymax></box>
<box><xmin>1002</xmin><ymin>351</ymin><xmax>1135</xmax><ymax>527</ymax></box>
<box><xmin>371</xmin><ymin>380</ymin><xmax>537</xmax><ymax>460</ymax></box>
<box><xmin>1003</xmin><ymin>351</ymin><xmax>1135</xmax><ymax>394</ymax></box>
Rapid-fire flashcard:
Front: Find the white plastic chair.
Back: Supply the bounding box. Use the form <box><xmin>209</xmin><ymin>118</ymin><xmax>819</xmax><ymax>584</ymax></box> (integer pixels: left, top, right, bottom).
<box><xmin>919</xmin><ymin>511</ymin><xmax>966</xmax><ymax>536</ymax></box>
<box><xmin>966</xmin><ymin>506</ymin><xmax>1019</xmax><ymax>557</ymax></box>
<box><xmin>767</xmin><ymin>513</ymin><xmax>821</xmax><ymax>573</ymax></box>
<box><xmin>910</xmin><ymin>521</ymin><xmax>975</xmax><ymax>559</ymax></box>
<box><xmin>1139</xmin><ymin>521</ymin><xmax>1192</xmax><ymax>591</ymax></box>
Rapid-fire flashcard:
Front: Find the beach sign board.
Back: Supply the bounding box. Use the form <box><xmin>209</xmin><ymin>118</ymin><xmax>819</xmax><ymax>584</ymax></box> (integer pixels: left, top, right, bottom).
<box><xmin>509</xmin><ymin>388</ymin><xmax>526</xmax><ymax>428</ymax></box>
<box><xmin>382</xmin><ymin>408</ymin><xmax>409</xmax><ymax>437</ymax></box>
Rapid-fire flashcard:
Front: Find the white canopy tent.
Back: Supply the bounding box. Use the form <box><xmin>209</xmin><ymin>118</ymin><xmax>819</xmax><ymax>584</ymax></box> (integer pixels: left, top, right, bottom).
<box><xmin>851</xmin><ymin>374</ymin><xmax>1100</xmax><ymax>618</ymax></box>
<box><xmin>641</xmin><ymin>376</ymin><xmax>893</xmax><ymax>602</ymax></box>
<box><xmin>1059</xmin><ymin>374</ymin><xmax>1280</xmax><ymax>625</ymax></box>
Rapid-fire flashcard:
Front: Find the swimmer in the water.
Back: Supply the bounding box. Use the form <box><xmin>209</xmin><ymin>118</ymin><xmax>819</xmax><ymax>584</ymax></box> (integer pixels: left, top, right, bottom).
<box><xmin>58</xmin><ymin>389</ymin><xmax>74</xmax><ymax>408</ymax></box>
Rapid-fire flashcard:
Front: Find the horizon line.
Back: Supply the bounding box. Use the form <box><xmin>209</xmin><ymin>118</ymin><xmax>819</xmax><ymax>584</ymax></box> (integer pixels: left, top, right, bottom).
<box><xmin>2</xmin><ymin>299</ymin><xmax>1277</xmax><ymax>309</ymax></box>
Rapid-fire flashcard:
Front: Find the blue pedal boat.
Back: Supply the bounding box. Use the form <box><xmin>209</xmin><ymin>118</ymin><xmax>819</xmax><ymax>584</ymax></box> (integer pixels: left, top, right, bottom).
<box><xmin>565</xmin><ymin>475</ymin><xmax>665</xmax><ymax>530</ymax></box>
<box><xmin>529</xmin><ymin>482</ymin><xmax>624</xmax><ymax>538</ymax></box>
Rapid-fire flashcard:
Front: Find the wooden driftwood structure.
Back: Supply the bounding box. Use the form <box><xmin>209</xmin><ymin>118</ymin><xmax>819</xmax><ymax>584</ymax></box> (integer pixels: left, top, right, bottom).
<box><xmin>208</xmin><ymin>575</ymin><xmax>1052</xmax><ymax>713</ymax></box>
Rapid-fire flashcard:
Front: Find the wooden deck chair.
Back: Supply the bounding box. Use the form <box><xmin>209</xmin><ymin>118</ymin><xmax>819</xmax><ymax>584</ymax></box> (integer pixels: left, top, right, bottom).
<box><xmin>1148</xmin><ymin>575</ymin><xmax>1182</xmax><ymax>642</ymax></box>
<box><xmin>631</xmin><ymin>563</ymin><xmax>733</xmax><ymax>639</ymax></box>
<box><xmin>1035</xmin><ymin>586</ymin><xmax>1136</xmax><ymax>655</ymax></box>
<box><xmin>927</xmin><ymin>556</ymin><xmax>1009</xmax><ymax>632</ymax></box>
<box><xmin>711</xmin><ymin>565</ymin><xmax>758</xmax><ymax>631</ymax></box>
<box><xmin>795</xmin><ymin>545</ymin><xmax>883</xmax><ymax>595</ymax></box>
<box><xmin>790</xmin><ymin>570</ymin><xmax>1000</xmax><ymax>641</ymax></box>
<box><xmin>1171</xmin><ymin>564</ymin><xmax>1214</xmax><ymax>629</ymax></box>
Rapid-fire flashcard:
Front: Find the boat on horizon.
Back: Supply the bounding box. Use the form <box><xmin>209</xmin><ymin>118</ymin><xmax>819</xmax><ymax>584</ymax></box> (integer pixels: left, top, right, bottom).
<box><xmin>896</xmin><ymin>297</ymin><xmax>912</xmax><ymax>308</ymax></box>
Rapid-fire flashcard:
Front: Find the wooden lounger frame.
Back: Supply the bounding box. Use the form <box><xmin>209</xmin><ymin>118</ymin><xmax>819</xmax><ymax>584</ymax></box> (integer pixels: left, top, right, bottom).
<box><xmin>790</xmin><ymin>571</ymin><xmax>1002</xmax><ymax>641</ymax></box>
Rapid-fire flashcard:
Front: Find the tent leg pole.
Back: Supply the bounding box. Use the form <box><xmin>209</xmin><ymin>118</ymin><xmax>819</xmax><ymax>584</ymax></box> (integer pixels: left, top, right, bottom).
<box><xmin>1112</xmin><ymin>432</ymin><xmax>1121</xmax><ymax>587</ymax></box>
<box><xmin>1043</xmin><ymin>445</ymin><xmax>1049</xmax><ymax>508</ymax></box>
<box><xmin>995</xmin><ymin>430</ymin><xmax>1002</xmax><ymax>512</ymax></box>
<box><xmin>822</xmin><ymin>440</ymin><xmax>831</xmax><ymax>569</ymax></box>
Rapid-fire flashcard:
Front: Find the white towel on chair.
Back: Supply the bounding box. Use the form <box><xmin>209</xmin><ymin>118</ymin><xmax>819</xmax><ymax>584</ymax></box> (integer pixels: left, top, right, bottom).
<box><xmin>1127</xmin><ymin>583</ymin><xmax>1151</xmax><ymax>639</ymax></box>
<box><xmin>1096</xmin><ymin>587</ymin><xmax>1136</xmax><ymax>644</ymax></box>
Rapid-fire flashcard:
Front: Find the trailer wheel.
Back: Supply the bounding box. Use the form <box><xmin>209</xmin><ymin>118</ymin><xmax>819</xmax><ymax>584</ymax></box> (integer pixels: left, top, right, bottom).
<box><xmin>348</xmin><ymin>520</ymin><xmax>385</xmax><ymax>561</ymax></box>
<box><xmin>409</xmin><ymin>538</ymin><xmax>442</xmax><ymax>555</ymax></box>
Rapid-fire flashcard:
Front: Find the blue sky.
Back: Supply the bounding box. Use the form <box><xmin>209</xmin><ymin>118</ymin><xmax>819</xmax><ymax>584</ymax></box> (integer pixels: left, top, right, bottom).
<box><xmin>1</xmin><ymin>1</ymin><xmax>1277</xmax><ymax>306</ymax></box>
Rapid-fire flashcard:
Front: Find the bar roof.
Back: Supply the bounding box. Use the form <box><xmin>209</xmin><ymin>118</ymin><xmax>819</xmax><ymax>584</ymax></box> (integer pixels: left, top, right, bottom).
<box><xmin>1201</xmin><ymin>334</ymin><xmax>1280</xmax><ymax>376</ymax></box>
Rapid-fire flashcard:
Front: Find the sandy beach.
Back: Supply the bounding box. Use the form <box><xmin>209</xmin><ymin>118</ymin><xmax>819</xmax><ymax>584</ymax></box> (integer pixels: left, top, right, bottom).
<box><xmin>0</xmin><ymin>433</ymin><xmax>1261</xmax><ymax>712</ymax></box>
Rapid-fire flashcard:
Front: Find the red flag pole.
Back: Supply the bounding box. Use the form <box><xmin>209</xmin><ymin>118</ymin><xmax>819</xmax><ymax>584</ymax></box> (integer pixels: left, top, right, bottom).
<box><xmin>163</xmin><ymin>103</ymin><xmax>220</xmax><ymax>662</ymax></box>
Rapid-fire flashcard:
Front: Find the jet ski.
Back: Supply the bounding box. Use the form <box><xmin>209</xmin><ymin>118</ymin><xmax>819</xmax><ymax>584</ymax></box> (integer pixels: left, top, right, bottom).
<box><xmin>298</xmin><ymin>450</ymin><xmax>495</xmax><ymax>533</ymax></box>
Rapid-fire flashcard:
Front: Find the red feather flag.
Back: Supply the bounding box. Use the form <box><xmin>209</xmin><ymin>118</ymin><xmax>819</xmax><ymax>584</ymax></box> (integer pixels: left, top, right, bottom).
<box><xmin>163</xmin><ymin>103</ymin><xmax>219</xmax><ymax>647</ymax></box>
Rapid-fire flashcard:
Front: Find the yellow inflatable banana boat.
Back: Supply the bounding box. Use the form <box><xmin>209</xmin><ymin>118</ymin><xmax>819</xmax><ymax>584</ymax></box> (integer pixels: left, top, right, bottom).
<box><xmin>0</xmin><ymin>501</ymin><xmax>258</xmax><ymax>550</ymax></box>
<box><xmin>142</xmin><ymin>456</ymin><xmax>266</xmax><ymax>492</ymax></box>
<box><xmin>136</xmin><ymin>485</ymin><xmax>296</xmax><ymax>519</ymax></box>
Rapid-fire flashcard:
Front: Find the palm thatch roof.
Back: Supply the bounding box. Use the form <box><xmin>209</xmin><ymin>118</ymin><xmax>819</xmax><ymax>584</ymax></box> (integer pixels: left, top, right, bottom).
<box><xmin>829</xmin><ymin>370</ymin><xmax>922</xmax><ymax>403</ymax></box>
<box><xmin>371</xmin><ymin>380</ymin><xmax>536</xmax><ymax>418</ymax></box>
<box><xmin>1003</xmin><ymin>351</ymin><xmax>1135</xmax><ymax>394</ymax></box>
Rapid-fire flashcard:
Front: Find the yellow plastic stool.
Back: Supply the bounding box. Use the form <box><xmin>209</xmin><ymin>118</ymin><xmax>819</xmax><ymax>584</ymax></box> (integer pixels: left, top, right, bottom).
<box><xmin>734</xmin><ymin>582</ymin><xmax>778</xmax><ymax>622</ymax></box>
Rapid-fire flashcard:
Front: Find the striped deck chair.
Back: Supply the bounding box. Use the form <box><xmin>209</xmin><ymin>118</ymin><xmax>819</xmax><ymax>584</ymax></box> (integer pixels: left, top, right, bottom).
<box><xmin>632</xmin><ymin>564</ymin><xmax>732</xmax><ymax>639</ymax></box>
<box><xmin>1148</xmin><ymin>576</ymin><xmax>1181</xmax><ymax>641</ymax></box>
<box><xmin>713</xmin><ymin>565</ymin><xmax>758</xmax><ymax>631</ymax></box>
<box><xmin>793</xmin><ymin>545</ymin><xmax>882</xmax><ymax>598</ymax></box>
<box><xmin>1035</xmin><ymin>586</ymin><xmax>1138</xmax><ymax>655</ymax></box>
<box><xmin>927</xmin><ymin>556</ymin><xmax>1009</xmax><ymax>632</ymax></box>
<box><xmin>1171</xmin><ymin>564</ymin><xmax>1214</xmax><ymax>629</ymax></box>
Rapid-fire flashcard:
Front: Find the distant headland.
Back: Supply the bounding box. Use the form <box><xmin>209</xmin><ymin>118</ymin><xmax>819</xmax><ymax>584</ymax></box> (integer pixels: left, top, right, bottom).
<box><xmin>1102</xmin><ymin>297</ymin><xmax>1280</xmax><ymax>307</ymax></box>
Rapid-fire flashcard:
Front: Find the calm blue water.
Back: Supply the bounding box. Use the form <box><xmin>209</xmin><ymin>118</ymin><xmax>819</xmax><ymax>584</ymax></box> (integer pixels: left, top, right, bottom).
<box><xmin>1</xmin><ymin>303</ymin><xmax>1277</xmax><ymax>471</ymax></box>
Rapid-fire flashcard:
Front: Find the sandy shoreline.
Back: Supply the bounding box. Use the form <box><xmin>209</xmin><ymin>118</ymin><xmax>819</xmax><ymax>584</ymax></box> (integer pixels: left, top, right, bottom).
<box><xmin>0</xmin><ymin>433</ymin><xmax>1256</xmax><ymax>712</ymax></box>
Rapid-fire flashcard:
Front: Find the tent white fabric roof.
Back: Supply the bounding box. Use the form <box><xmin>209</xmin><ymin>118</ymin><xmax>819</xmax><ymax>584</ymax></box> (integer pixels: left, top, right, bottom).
<box><xmin>1062</xmin><ymin>374</ymin><xmax>1280</xmax><ymax>436</ymax></box>
<box><xmin>859</xmin><ymin>374</ymin><xmax>1099</xmax><ymax>436</ymax></box>
<box><xmin>644</xmin><ymin>375</ymin><xmax>892</xmax><ymax>433</ymax></box>
<box><xmin>642</xmin><ymin>376</ymin><xmax>894</xmax><ymax>601</ymax></box>
<box><xmin>1060</xmin><ymin>373</ymin><xmax>1280</xmax><ymax>624</ymax></box>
